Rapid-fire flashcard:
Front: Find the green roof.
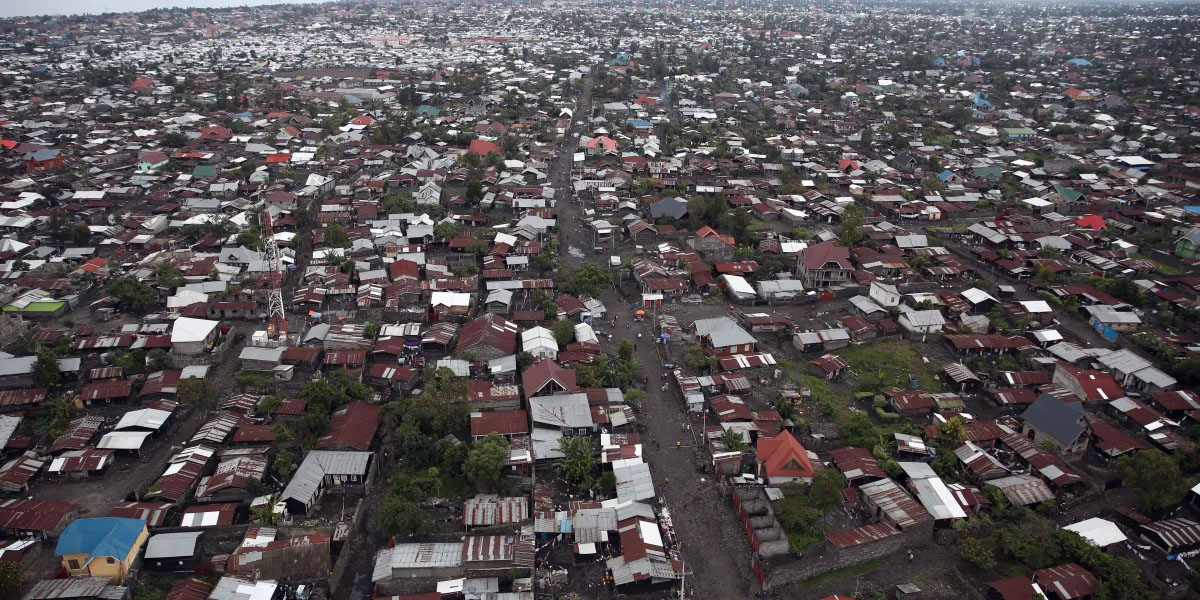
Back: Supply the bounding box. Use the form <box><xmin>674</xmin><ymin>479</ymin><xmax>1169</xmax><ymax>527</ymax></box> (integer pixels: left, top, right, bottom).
<box><xmin>192</xmin><ymin>165</ymin><xmax>217</xmax><ymax>177</ymax></box>
<box><xmin>3</xmin><ymin>300</ymin><xmax>65</xmax><ymax>313</ymax></box>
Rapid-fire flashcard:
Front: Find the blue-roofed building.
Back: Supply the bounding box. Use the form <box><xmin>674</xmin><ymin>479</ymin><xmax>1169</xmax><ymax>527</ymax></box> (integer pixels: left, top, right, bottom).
<box><xmin>972</xmin><ymin>92</ymin><xmax>992</xmax><ymax>109</ymax></box>
<box><xmin>932</xmin><ymin>57</ymin><xmax>947</xmax><ymax>67</ymax></box>
<box><xmin>1066</xmin><ymin>58</ymin><xmax>1092</xmax><ymax>67</ymax></box>
<box><xmin>56</xmin><ymin>517</ymin><xmax>149</xmax><ymax>584</ymax></box>
<box><xmin>626</xmin><ymin>119</ymin><xmax>653</xmax><ymax>130</ymax></box>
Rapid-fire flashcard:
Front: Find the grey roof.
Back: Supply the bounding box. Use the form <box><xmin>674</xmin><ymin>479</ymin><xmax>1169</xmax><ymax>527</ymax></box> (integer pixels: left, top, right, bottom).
<box><xmin>1021</xmin><ymin>394</ymin><xmax>1085</xmax><ymax>447</ymax></box>
<box><xmin>281</xmin><ymin>451</ymin><xmax>372</xmax><ymax>508</ymax></box>
<box><xmin>899</xmin><ymin>309</ymin><xmax>946</xmax><ymax>327</ymax></box>
<box><xmin>144</xmin><ymin>531</ymin><xmax>203</xmax><ymax>559</ymax></box>
<box><xmin>649</xmin><ymin>197</ymin><xmax>688</xmax><ymax>220</ymax></box>
<box><xmin>372</xmin><ymin>543</ymin><xmax>463</xmax><ymax>582</ymax></box>
<box><xmin>239</xmin><ymin>347</ymin><xmax>286</xmax><ymax>362</ymax></box>
<box><xmin>692</xmin><ymin>317</ymin><xmax>757</xmax><ymax>348</ymax></box>
<box><xmin>24</xmin><ymin>577</ymin><xmax>113</xmax><ymax>600</ymax></box>
<box><xmin>303</xmin><ymin>323</ymin><xmax>330</xmax><ymax>343</ymax></box>
<box><xmin>528</xmin><ymin>394</ymin><xmax>593</xmax><ymax>429</ymax></box>
<box><xmin>988</xmin><ymin>474</ymin><xmax>1055</xmax><ymax>505</ymax></box>
<box><xmin>849</xmin><ymin>295</ymin><xmax>886</xmax><ymax>315</ymax></box>
<box><xmin>613</xmin><ymin>463</ymin><xmax>655</xmax><ymax>502</ymax></box>
<box><xmin>1096</xmin><ymin>348</ymin><xmax>1151</xmax><ymax>374</ymax></box>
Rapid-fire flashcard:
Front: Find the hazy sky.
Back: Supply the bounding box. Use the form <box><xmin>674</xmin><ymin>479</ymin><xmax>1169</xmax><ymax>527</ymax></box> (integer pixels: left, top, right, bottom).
<box><xmin>1</xmin><ymin>0</ymin><xmax>331</xmax><ymax>19</ymax></box>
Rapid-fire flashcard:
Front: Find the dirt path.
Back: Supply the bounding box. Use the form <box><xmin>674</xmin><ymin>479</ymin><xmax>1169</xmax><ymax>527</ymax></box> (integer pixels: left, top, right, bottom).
<box><xmin>552</xmin><ymin>65</ymin><xmax>596</xmax><ymax>271</ymax></box>
<box><xmin>599</xmin><ymin>287</ymin><xmax>757</xmax><ymax>599</ymax></box>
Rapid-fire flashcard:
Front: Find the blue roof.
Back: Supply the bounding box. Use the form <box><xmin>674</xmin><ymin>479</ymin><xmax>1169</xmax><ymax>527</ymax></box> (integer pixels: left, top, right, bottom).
<box><xmin>626</xmin><ymin>119</ymin><xmax>652</xmax><ymax>127</ymax></box>
<box><xmin>937</xmin><ymin>170</ymin><xmax>954</xmax><ymax>182</ymax></box>
<box><xmin>1183</xmin><ymin>206</ymin><xmax>1200</xmax><ymax>215</ymax></box>
<box><xmin>56</xmin><ymin>518</ymin><xmax>145</xmax><ymax>564</ymax></box>
<box><xmin>1066</xmin><ymin>58</ymin><xmax>1092</xmax><ymax>66</ymax></box>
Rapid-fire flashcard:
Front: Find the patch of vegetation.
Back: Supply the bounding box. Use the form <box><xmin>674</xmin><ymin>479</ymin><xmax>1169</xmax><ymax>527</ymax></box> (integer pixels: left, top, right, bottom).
<box><xmin>797</xmin><ymin>557</ymin><xmax>885</xmax><ymax>588</ymax></box>
<box><xmin>956</xmin><ymin>497</ymin><xmax>1150</xmax><ymax>599</ymax></box>
<box><xmin>837</xmin><ymin>340</ymin><xmax>942</xmax><ymax>392</ymax></box>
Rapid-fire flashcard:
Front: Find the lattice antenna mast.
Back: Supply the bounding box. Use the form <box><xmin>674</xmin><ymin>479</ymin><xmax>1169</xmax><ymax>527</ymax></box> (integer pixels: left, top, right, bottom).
<box><xmin>261</xmin><ymin>209</ymin><xmax>287</xmax><ymax>343</ymax></box>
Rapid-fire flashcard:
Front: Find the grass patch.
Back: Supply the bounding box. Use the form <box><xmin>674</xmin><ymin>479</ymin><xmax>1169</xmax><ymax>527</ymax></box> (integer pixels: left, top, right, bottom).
<box><xmin>798</xmin><ymin>557</ymin><xmax>885</xmax><ymax>587</ymax></box>
<box><xmin>838</xmin><ymin>340</ymin><xmax>942</xmax><ymax>392</ymax></box>
<box><xmin>1132</xmin><ymin>253</ymin><xmax>1185</xmax><ymax>276</ymax></box>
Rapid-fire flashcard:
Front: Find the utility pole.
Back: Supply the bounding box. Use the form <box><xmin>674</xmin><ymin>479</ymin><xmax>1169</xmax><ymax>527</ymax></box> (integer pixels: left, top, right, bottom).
<box><xmin>679</xmin><ymin>558</ymin><xmax>685</xmax><ymax>600</ymax></box>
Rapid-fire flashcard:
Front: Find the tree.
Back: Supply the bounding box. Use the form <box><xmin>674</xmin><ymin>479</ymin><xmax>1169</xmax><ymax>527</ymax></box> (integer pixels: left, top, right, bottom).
<box><xmin>557</xmin><ymin>436</ymin><xmax>596</xmax><ymax>487</ymax></box>
<box><xmin>465</xmin><ymin>179</ymin><xmax>484</xmax><ymax>205</ymax></box>
<box><xmin>39</xmin><ymin>394</ymin><xmax>76</xmax><ymax>441</ymax></box>
<box><xmin>154</xmin><ymin>261</ymin><xmax>183</xmax><ymax>289</ymax></box>
<box><xmin>33</xmin><ymin>348</ymin><xmax>61</xmax><ymax>388</ymax></box>
<box><xmin>465</xmin><ymin>433</ymin><xmax>509</xmax><ymax>489</ymax></box>
<box><xmin>273</xmin><ymin>450</ymin><xmax>295</xmax><ymax>480</ymax></box>
<box><xmin>940</xmin><ymin>416</ymin><xmax>966</xmax><ymax>449</ymax></box>
<box><xmin>1117</xmin><ymin>449</ymin><xmax>1187</xmax><ymax>516</ymax></box>
<box><xmin>684</xmin><ymin>343</ymin><xmax>714</xmax><ymax>372</ymax></box>
<box><xmin>163</xmin><ymin>131</ymin><xmax>188</xmax><ymax>147</ymax></box>
<box><xmin>323</xmin><ymin>224</ymin><xmax>350</xmax><ymax>248</ymax></box>
<box><xmin>250</xmin><ymin>493</ymin><xmax>281</xmax><ymax>526</ymax></box>
<box><xmin>516</xmin><ymin>352</ymin><xmax>534</xmax><ymax>373</ymax></box>
<box><xmin>376</xmin><ymin>494</ymin><xmax>433</xmax><ymax>538</ymax></box>
<box><xmin>105</xmin><ymin>276</ymin><xmax>157</xmax><ymax>310</ymax></box>
<box><xmin>719</xmin><ymin>427</ymin><xmax>749</xmax><ymax>451</ymax></box>
<box><xmin>624</xmin><ymin>388</ymin><xmax>646</xmax><ymax>411</ymax></box>
<box><xmin>838</xmin><ymin>204</ymin><xmax>865</xmax><ymax>247</ymax></box>
<box><xmin>598</xmin><ymin>471</ymin><xmax>617</xmax><ymax>495</ymax></box>
<box><xmin>960</xmin><ymin>535</ymin><xmax>997</xmax><ymax>569</ymax></box>
<box><xmin>236</xmin><ymin>230</ymin><xmax>265</xmax><ymax>251</ymax></box>
<box><xmin>434</xmin><ymin>221</ymin><xmax>459</xmax><ymax>240</ymax></box>
<box><xmin>552</xmin><ymin>319</ymin><xmax>576</xmax><ymax>346</ymax></box>
<box><xmin>177</xmin><ymin>378</ymin><xmax>215</xmax><ymax>412</ymax></box>
<box><xmin>559</xmin><ymin>264</ymin><xmax>610</xmax><ymax>298</ymax></box>
<box><xmin>808</xmin><ymin>468</ymin><xmax>846</xmax><ymax>511</ymax></box>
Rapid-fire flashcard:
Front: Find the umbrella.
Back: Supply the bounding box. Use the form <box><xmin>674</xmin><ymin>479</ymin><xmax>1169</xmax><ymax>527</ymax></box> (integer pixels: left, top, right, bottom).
<box><xmin>636</xmin><ymin>310</ymin><xmax>646</xmax><ymax>316</ymax></box>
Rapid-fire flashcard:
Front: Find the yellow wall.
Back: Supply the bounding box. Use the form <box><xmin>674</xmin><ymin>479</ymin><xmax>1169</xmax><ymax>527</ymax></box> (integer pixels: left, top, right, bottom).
<box><xmin>60</xmin><ymin>526</ymin><xmax>149</xmax><ymax>584</ymax></box>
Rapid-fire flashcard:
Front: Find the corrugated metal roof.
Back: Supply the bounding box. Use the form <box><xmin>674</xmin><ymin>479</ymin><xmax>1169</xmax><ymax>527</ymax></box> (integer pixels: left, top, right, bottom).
<box><xmin>145</xmin><ymin>531</ymin><xmax>203</xmax><ymax>559</ymax></box>
<box><xmin>988</xmin><ymin>474</ymin><xmax>1055</xmax><ymax>506</ymax></box>
<box><xmin>281</xmin><ymin>451</ymin><xmax>372</xmax><ymax>509</ymax></box>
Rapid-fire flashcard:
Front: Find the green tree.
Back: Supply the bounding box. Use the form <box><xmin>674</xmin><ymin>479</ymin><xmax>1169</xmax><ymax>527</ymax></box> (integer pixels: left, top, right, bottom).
<box><xmin>940</xmin><ymin>416</ymin><xmax>966</xmax><ymax>449</ymax></box>
<box><xmin>154</xmin><ymin>261</ymin><xmax>183</xmax><ymax>288</ymax></box>
<box><xmin>719</xmin><ymin>428</ymin><xmax>748</xmax><ymax>451</ymax></box>
<box><xmin>381</xmin><ymin>193</ymin><xmax>413</xmax><ymax>214</ymax></box>
<box><xmin>465</xmin><ymin>433</ymin><xmax>509</xmax><ymax>489</ymax></box>
<box><xmin>106</xmin><ymin>276</ymin><xmax>157</xmax><ymax>310</ymax></box>
<box><xmin>376</xmin><ymin>494</ymin><xmax>434</xmax><ymax>538</ymax></box>
<box><xmin>960</xmin><ymin>535</ymin><xmax>997</xmax><ymax>569</ymax></box>
<box><xmin>557</xmin><ymin>436</ymin><xmax>596</xmax><ymax>487</ymax></box>
<box><xmin>33</xmin><ymin>348</ymin><xmax>61</xmax><ymax>388</ymax></box>
<box><xmin>434</xmin><ymin>221</ymin><xmax>459</xmax><ymax>240</ymax></box>
<box><xmin>624</xmin><ymin>388</ymin><xmax>646</xmax><ymax>411</ymax></box>
<box><xmin>323</xmin><ymin>224</ymin><xmax>350</xmax><ymax>248</ymax></box>
<box><xmin>465</xmin><ymin>179</ymin><xmax>484</xmax><ymax>205</ymax></box>
<box><xmin>163</xmin><ymin>131</ymin><xmax>188</xmax><ymax>147</ymax></box>
<box><xmin>551</xmin><ymin>319</ymin><xmax>575</xmax><ymax>346</ymax></box>
<box><xmin>598</xmin><ymin>471</ymin><xmax>617</xmax><ymax>495</ymax></box>
<box><xmin>177</xmin><ymin>378</ymin><xmax>215</xmax><ymax>412</ymax></box>
<box><xmin>807</xmin><ymin>468</ymin><xmax>847</xmax><ymax>511</ymax></box>
<box><xmin>1117</xmin><ymin>449</ymin><xmax>1187</xmax><ymax>516</ymax></box>
<box><xmin>236</xmin><ymin>230</ymin><xmax>265</xmax><ymax>251</ymax></box>
<box><xmin>559</xmin><ymin>264</ymin><xmax>610</xmax><ymax>297</ymax></box>
<box><xmin>273</xmin><ymin>450</ymin><xmax>295</xmax><ymax>480</ymax></box>
<box><xmin>838</xmin><ymin>204</ymin><xmax>865</xmax><ymax>247</ymax></box>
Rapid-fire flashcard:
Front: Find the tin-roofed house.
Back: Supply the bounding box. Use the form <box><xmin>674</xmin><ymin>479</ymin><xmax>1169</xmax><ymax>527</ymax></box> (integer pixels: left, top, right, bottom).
<box><xmin>280</xmin><ymin>450</ymin><xmax>372</xmax><ymax>516</ymax></box>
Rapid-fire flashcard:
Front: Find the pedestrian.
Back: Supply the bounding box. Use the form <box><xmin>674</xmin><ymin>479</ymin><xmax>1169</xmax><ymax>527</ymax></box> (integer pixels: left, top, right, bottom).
<box><xmin>907</xmin><ymin>549</ymin><xmax>914</xmax><ymax>563</ymax></box>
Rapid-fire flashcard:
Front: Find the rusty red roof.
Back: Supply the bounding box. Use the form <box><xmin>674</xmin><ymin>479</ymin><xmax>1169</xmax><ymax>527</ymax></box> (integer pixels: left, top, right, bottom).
<box><xmin>316</xmin><ymin>400</ymin><xmax>380</xmax><ymax>451</ymax></box>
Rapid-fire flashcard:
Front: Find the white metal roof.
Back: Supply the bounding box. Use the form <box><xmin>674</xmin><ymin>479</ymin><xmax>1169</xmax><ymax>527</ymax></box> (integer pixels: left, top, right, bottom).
<box><xmin>97</xmin><ymin>430</ymin><xmax>152</xmax><ymax>450</ymax></box>
<box><xmin>1063</xmin><ymin>517</ymin><xmax>1127</xmax><ymax>547</ymax></box>
<box><xmin>171</xmin><ymin>317</ymin><xmax>220</xmax><ymax>343</ymax></box>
